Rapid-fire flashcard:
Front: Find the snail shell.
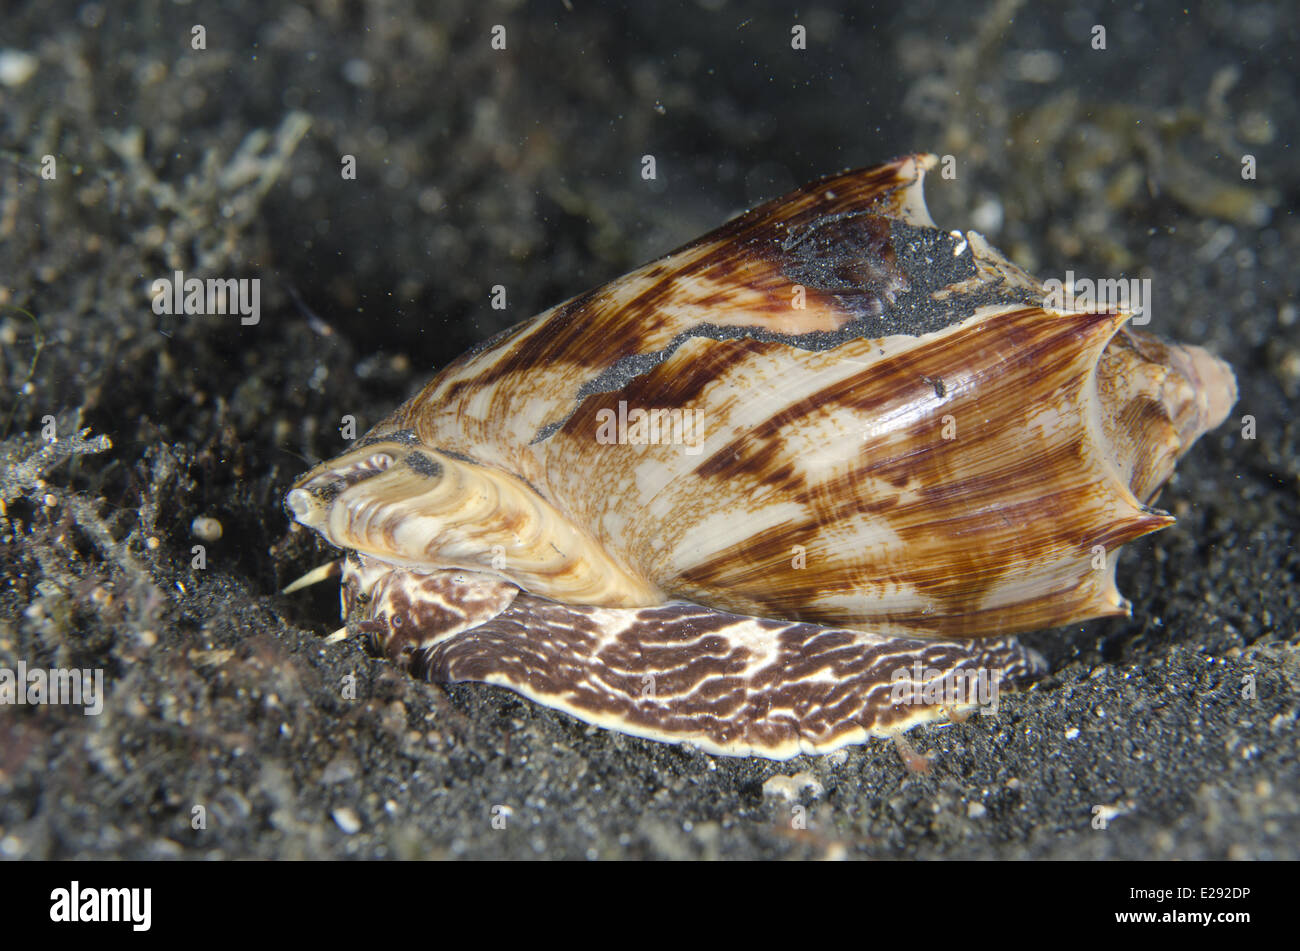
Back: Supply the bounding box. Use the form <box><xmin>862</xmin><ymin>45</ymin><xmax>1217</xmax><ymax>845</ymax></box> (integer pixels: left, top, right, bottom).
<box><xmin>286</xmin><ymin>154</ymin><xmax>1235</xmax><ymax>758</ymax></box>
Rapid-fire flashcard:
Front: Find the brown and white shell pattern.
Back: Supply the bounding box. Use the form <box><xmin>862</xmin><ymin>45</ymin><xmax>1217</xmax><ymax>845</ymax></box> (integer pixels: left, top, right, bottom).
<box><xmin>285</xmin><ymin>154</ymin><xmax>1236</xmax><ymax>759</ymax></box>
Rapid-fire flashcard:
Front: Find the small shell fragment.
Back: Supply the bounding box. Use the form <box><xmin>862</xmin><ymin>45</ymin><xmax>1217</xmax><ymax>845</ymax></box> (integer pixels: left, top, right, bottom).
<box><xmin>191</xmin><ymin>516</ymin><xmax>223</xmax><ymax>542</ymax></box>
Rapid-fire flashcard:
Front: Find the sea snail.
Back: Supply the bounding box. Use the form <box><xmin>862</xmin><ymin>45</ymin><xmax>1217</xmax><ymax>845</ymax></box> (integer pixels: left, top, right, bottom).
<box><xmin>285</xmin><ymin>154</ymin><xmax>1236</xmax><ymax>759</ymax></box>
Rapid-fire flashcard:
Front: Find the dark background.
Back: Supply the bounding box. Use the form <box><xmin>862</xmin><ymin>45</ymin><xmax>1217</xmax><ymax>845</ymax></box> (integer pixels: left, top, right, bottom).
<box><xmin>0</xmin><ymin>0</ymin><xmax>1295</xmax><ymax>858</ymax></box>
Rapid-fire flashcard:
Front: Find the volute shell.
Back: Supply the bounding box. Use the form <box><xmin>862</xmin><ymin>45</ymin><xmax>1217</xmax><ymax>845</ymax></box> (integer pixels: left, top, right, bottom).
<box><xmin>290</xmin><ymin>154</ymin><xmax>1234</xmax><ymax>639</ymax></box>
<box><xmin>284</xmin><ymin>154</ymin><xmax>1236</xmax><ymax>757</ymax></box>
